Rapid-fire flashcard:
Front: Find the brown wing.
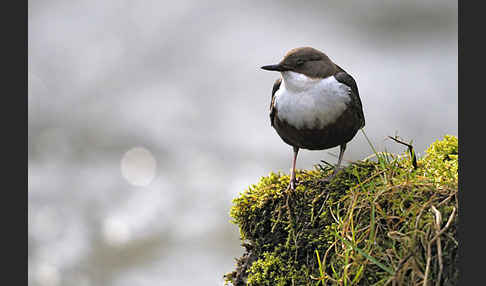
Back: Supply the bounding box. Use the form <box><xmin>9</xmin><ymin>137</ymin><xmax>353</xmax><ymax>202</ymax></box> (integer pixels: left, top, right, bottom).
<box><xmin>270</xmin><ymin>78</ymin><xmax>282</xmax><ymax>127</ymax></box>
<box><xmin>333</xmin><ymin>66</ymin><xmax>365</xmax><ymax>129</ymax></box>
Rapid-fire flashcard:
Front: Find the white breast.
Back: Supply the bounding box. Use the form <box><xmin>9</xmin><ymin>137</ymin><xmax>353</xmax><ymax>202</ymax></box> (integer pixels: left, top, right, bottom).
<box><xmin>274</xmin><ymin>71</ymin><xmax>351</xmax><ymax>129</ymax></box>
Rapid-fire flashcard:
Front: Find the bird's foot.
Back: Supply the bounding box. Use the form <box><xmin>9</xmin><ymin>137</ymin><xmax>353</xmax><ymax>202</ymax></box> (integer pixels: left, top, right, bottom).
<box><xmin>285</xmin><ymin>178</ymin><xmax>298</xmax><ymax>193</ymax></box>
<box><xmin>319</xmin><ymin>167</ymin><xmax>342</xmax><ymax>183</ymax></box>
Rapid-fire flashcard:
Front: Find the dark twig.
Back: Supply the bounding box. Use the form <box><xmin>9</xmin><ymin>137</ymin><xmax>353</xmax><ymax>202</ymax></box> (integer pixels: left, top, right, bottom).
<box><xmin>388</xmin><ymin>136</ymin><xmax>418</xmax><ymax>169</ymax></box>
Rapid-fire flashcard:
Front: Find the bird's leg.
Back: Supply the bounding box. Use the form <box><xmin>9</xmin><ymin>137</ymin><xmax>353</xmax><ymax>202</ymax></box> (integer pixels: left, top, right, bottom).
<box><xmin>320</xmin><ymin>143</ymin><xmax>346</xmax><ymax>182</ymax></box>
<box><xmin>335</xmin><ymin>143</ymin><xmax>346</xmax><ymax>172</ymax></box>
<box><xmin>286</xmin><ymin>146</ymin><xmax>299</xmax><ymax>191</ymax></box>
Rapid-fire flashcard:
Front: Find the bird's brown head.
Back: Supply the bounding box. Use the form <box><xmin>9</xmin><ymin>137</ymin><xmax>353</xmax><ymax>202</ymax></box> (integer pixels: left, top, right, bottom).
<box><xmin>261</xmin><ymin>47</ymin><xmax>337</xmax><ymax>79</ymax></box>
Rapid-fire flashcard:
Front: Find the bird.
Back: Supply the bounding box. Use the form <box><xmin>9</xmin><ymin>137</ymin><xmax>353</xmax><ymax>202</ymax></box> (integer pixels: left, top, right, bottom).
<box><xmin>261</xmin><ymin>47</ymin><xmax>365</xmax><ymax>191</ymax></box>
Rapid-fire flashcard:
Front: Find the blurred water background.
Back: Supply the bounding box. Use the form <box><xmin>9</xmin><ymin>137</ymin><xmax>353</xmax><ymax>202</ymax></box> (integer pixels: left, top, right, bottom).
<box><xmin>28</xmin><ymin>1</ymin><xmax>457</xmax><ymax>285</ymax></box>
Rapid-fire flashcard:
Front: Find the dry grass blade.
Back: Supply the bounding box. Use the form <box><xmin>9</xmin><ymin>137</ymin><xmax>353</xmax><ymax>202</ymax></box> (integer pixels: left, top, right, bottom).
<box><xmin>429</xmin><ymin>206</ymin><xmax>456</xmax><ymax>244</ymax></box>
<box><xmin>431</xmin><ymin>206</ymin><xmax>443</xmax><ymax>286</ymax></box>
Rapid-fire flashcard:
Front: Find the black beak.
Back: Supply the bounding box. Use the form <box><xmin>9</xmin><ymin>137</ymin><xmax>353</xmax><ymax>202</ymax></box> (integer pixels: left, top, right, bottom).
<box><xmin>261</xmin><ymin>64</ymin><xmax>288</xmax><ymax>72</ymax></box>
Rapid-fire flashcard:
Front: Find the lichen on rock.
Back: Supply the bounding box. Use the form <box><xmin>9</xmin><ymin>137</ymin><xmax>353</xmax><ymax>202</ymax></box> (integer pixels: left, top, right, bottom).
<box><xmin>224</xmin><ymin>135</ymin><xmax>458</xmax><ymax>285</ymax></box>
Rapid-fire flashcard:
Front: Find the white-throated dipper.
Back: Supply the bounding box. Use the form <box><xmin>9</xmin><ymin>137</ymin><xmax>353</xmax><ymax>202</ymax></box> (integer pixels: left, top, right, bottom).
<box><xmin>261</xmin><ymin>47</ymin><xmax>365</xmax><ymax>191</ymax></box>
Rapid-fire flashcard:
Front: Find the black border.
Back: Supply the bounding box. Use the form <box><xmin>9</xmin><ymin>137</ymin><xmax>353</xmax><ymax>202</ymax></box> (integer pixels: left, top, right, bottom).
<box><xmin>458</xmin><ymin>0</ymin><xmax>481</xmax><ymax>285</ymax></box>
<box><xmin>6</xmin><ymin>0</ymin><xmax>27</xmax><ymax>284</ymax></box>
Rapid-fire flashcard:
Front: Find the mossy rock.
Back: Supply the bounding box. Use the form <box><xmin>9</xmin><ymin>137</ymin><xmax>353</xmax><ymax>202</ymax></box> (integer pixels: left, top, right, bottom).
<box><xmin>224</xmin><ymin>135</ymin><xmax>458</xmax><ymax>285</ymax></box>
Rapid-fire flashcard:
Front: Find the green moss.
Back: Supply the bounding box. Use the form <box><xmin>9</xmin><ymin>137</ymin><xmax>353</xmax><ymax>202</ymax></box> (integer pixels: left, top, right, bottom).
<box><xmin>224</xmin><ymin>135</ymin><xmax>458</xmax><ymax>285</ymax></box>
<box><xmin>246</xmin><ymin>252</ymin><xmax>288</xmax><ymax>285</ymax></box>
<box><xmin>421</xmin><ymin>135</ymin><xmax>458</xmax><ymax>187</ymax></box>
